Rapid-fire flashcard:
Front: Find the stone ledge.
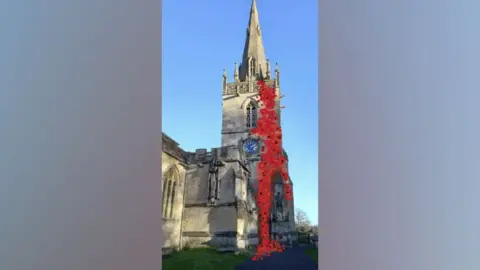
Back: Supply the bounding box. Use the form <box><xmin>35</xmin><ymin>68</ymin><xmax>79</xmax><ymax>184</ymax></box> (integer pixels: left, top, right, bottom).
<box><xmin>184</xmin><ymin>202</ymin><xmax>236</xmax><ymax>208</ymax></box>
<box><xmin>182</xmin><ymin>231</ymin><xmax>238</xmax><ymax>237</ymax></box>
<box><xmin>221</xmin><ymin>129</ymin><xmax>250</xmax><ymax>134</ymax></box>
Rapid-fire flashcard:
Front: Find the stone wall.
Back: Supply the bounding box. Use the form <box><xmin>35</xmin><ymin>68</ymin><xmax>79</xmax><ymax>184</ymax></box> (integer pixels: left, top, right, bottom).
<box><xmin>217</xmin><ymin>167</ymin><xmax>237</xmax><ymax>204</ymax></box>
<box><xmin>161</xmin><ymin>131</ymin><xmax>297</xmax><ymax>251</ymax></box>
<box><xmin>161</xmin><ymin>133</ymin><xmax>191</xmax><ymax>250</ymax></box>
<box><xmin>181</xmin><ymin>147</ymin><xmax>251</xmax><ymax>249</ymax></box>
<box><xmin>161</xmin><ymin>152</ymin><xmax>187</xmax><ymax>250</ymax></box>
<box><xmin>181</xmin><ymin>205</ymin><xmax>238</xmax><ymax>248</ymax></box>
<box><xmin>245</xmin><ymin>209</ymin><xmax>259</xmax><ymax>246</ymax></box>
<box><xmin>183</xmin><ymin>162</ymin><xmax>237</xmax><ymax>206</ymax></box>
<box><xmin>220</xmin><ymin>82</ymin><xmax>282</xmax><ymax>147</ymax></box>
<box><xmin>183</xmin><ymin>165</ymin><xmax>209</xmax><ymax>205</ymax></box>
<box><xmin>163</xmin><ymin>219</ymin><xmax>181</xmax><ymax>249</ymax></box>
<box><xmin>221</xmin><ymin>92</ymin><xmax>257</xmax><ymax>147</ymax></box>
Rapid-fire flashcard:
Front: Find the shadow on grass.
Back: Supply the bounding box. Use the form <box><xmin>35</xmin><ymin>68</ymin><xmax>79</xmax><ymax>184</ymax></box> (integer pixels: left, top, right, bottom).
<box><xmin>163</xmin><ymin>247</ymin><xmax>251</xmax><ymax>270</ymax></box>
<box><xmin>305</xmin><ymin>248</ymin><xmax>318</xmax><ymax>263</ymax></box>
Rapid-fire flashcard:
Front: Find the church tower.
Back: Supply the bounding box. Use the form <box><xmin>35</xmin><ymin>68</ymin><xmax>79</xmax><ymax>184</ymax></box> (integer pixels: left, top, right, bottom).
<box><xmin>221</xmin><ymin>0</ymin><xmax>283</xmax><ymax>149</ymax></box>
<box><xmin>221</xmin><ymin>0</ymin><xmax>296</xmax><ymax>241</ymax></box>
<box><xmin>163</xmin><ymin>0</ymin><xmax>297</xmax><ymax>252</ymax></box>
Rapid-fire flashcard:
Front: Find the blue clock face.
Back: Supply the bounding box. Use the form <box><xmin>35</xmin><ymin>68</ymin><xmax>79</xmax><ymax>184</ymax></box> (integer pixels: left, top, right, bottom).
<box><xmin>244</xmin><ymin>140</ymin><xmax>258</xmax><ymax>154</ymax></box>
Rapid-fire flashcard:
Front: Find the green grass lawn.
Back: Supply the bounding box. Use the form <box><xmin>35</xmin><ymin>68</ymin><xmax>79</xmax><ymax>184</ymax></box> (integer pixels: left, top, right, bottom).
<box><xmin>305</xmin><ymin>248</ymin><xmax>318</xmax><ymax>263</ymax></box>
<box><xmin>162</xmin><ymin>247</ymin><xmax>251</xmax><ymax>270</ymax></box>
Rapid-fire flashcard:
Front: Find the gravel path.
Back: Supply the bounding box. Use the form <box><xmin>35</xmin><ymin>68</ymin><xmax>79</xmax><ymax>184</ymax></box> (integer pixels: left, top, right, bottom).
<box><xmin>235</xmin><ymin>246</ymin><xmax>317</xmax><ymax>270</ymax></box>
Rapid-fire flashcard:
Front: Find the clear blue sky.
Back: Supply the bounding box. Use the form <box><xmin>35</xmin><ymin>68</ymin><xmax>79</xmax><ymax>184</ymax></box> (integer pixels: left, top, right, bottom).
<box><xmin>162</xmin><ymin>0</ymin><xmax>318</xmax><ymax>224</ymax></box>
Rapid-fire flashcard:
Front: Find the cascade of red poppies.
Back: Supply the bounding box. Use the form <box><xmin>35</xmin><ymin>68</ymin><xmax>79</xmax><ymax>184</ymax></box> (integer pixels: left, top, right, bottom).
<box><xmin>250</xmin><ymin>80</ymin><xmax>292</xmax><ymax>261</ymax></box>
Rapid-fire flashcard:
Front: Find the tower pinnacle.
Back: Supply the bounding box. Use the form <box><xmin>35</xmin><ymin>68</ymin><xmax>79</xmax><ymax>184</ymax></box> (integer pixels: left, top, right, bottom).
<box><xmin>239</xmin><ymin>0</ymin><xmax>267</xmax><ymax>82</ymax></box>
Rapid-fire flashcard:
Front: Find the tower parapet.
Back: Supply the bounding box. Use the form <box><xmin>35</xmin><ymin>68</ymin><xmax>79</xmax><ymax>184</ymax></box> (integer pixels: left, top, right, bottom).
<box><xmin>223</xmin><ymin>79</ymin><xmax>275</xmax><ymax>95</ymax></box>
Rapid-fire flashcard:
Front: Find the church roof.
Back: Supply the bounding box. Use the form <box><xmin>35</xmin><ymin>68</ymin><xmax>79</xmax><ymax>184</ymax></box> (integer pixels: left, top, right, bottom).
<box><xmin>161</xmin><ymin>132</ymin><xmax>192</xmax><ymax>163</ymax></box>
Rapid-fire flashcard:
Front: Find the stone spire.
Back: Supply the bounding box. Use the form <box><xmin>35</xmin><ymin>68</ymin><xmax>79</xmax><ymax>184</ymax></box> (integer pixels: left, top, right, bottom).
<box><xmin>239</xmin><ymin>0</ymin><xmax>267</xmax><ymax>82</ymax></box>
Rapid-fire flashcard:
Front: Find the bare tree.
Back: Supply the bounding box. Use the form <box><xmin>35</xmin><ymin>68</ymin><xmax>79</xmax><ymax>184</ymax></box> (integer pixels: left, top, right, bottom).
<box><xmin>294</xmin><ymin>208</ymin><xmax>311</xmax><ymax>233</ymax></box>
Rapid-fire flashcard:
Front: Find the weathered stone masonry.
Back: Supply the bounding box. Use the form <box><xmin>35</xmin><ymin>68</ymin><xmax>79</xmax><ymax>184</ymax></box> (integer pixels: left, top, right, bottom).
<box><xmin>161</xmin><ymin>0</ymin><xmax>297</xmax><ymax>251</ymax></box>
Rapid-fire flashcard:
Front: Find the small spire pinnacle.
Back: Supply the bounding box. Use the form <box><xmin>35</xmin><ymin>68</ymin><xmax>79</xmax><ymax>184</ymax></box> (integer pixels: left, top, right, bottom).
<box><xmin>234</xmin><ymin>62</ymin><xmax>239</xmax><ymax>82</ymax></box>
<box><xmin>275</xmin><ymin>62</ymin><xmax>280</xmax><ymax>86</ymax></box>
<box><xmin>266</xmin><ymin>59</ymin><xmax>271</xmax><ymax>79</ymax></box>
<box><xmin>223</xmin><ymin>68</ymin><xmax>227</xmax><ymax>91</ymax></box>
<box><xmin>239</xmin><ymin>0</ymin><xmax>267</xmax><ymax>82</ymax></box>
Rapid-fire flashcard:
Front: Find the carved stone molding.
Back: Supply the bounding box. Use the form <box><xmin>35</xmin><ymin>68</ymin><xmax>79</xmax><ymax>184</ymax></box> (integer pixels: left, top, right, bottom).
<box><xmin>223</xmin><ymin>80</ymin><xmax>275</xmax><ymax>95</ymax></box>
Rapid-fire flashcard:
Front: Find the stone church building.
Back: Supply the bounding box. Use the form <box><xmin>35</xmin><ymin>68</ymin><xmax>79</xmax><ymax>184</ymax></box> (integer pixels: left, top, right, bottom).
<box><xmin>162</xmin><ymin>0</ymin><xmax>297</xmax><ymax>251</ymax></box>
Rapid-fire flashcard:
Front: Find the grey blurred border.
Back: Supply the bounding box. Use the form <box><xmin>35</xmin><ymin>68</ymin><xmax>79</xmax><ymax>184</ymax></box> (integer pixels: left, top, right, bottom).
<box><xmin>0</xmin><ymin>1</ymin><xmax>163</xmax><ymax>269</ymax></box>
<box><xmin>319</xmin><ymin>1</ymin><xmax>480</xmax><ymax>270</ymax></box>
<box><xmin>317</xmin><ymin>0</ymin><xmax>321</xmax><ymax>265</ymax></box>
<box><xmin>160</xmin><ymin>0</ymin><xmax>164</xmax><ymax>268</ymax></box>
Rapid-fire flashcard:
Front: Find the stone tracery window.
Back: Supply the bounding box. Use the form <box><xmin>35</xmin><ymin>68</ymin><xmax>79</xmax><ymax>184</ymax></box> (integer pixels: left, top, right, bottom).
<box><xmin>162</xmin><ymin>180</ymin><xmax>168</xmax><ymax>216</ymax></box>
<box><xmin>169</xmin><ymin>182</ymin><xmax>176</xmax><ymax>218</ymax></box>
<box><xmin>246</xmin><ymin>101</ymin><xmax>257</xmax><ymax>128</ymax></box>
<box><xmin>162</xmin><ymin>167</ymin><xmax>178</xmax><ymax>219</ymax></box>
<box><xmin>249</xmin><ymin>58</ymin><xmax>256</xmax><ymax>77</ymax></box>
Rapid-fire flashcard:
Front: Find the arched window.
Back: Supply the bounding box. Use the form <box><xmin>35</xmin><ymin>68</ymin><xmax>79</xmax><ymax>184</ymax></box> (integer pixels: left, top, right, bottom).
<box><xmin>249</xmin><ymin>58</ymin><xmax>256</xmax><ymax>77</ymax></box>
<box><xmin>162</xmin><ymin>180</ymin><xmax>168</xmax><ymax>216</ymax></box>
<box><xmin>162</xmin><ymin>167</ymin><xmax>178</xmax><ymax>219</ymax></box>
<box><xmin>246</xmin><ymin>101</ymin><xmax>257</xmax><ymax>128</ymax></box>
<box><xmin>164</xmin><ymin>180</ymin><xmax>172</xmax><ymax>218</ymax></box>
<box><xmin>169</xmin><ymin>182</ymin><xmax>176</xmax><ymax>218</ymax></box>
